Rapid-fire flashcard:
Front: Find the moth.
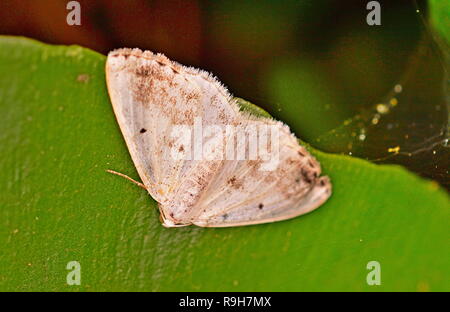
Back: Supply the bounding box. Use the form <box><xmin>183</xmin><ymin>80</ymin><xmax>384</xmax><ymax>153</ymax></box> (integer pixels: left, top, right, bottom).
<box><xmin>105</xmin><ymin>48</ymin><xmax>331</xmax><ymax>227</ymax></box>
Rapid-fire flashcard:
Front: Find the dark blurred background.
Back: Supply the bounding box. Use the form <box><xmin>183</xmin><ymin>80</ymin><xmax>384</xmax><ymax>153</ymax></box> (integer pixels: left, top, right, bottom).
<box><xmin>0</xmin><ymin>0</ymin><xmax>448</xmax><ymax>189</ymax></box>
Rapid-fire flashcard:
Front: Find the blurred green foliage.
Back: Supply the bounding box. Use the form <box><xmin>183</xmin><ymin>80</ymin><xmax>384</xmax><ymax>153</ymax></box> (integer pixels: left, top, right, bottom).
<box><xmin>429</xmin><ymin>0</ymin><xmax>450</xmax><ymax>43</ymax></box>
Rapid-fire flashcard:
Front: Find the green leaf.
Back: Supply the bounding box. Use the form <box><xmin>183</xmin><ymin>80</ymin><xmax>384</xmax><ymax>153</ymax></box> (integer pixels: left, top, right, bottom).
<box><xmin>0</xmin><ymin>37</ymin><xmax>448</xmax><ymax>291</ymax></box>
<box><xmin>429</xmin><ymin>0</ymin><xmax>450</xmax><ymax>44</ymax></box>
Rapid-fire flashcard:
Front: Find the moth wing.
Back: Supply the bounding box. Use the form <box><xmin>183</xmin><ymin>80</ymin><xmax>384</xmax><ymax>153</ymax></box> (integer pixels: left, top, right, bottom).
<box><xmin>105</xmin><ymin>48</ymin><xmax>237</xmax><ymax>206</ymax></box>
<box><xmin>191</xmin><ymin>118</ymin><xmax>332</xmax><ymax>227</ymax></box>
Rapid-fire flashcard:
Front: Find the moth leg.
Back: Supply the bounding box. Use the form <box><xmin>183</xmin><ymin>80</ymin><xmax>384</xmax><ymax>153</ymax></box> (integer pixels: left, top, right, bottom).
<box><xmin>106</xmin><ymin>169</ymin><xmax>147</xmax><ymax>190</ymax></box>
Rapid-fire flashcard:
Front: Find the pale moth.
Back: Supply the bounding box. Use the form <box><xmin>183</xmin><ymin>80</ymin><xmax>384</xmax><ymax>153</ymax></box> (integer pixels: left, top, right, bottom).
<box><xmin>105</xmin><ymin>48</ymin><xmax>331</xmax><ymax>228</ymax></box>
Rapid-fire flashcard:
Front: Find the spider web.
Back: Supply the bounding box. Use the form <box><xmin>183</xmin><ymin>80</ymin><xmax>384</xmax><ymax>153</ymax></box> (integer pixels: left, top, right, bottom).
<box><xmin>310</xmin><ymin>2</ymin><xmax>449</xmax><ymax>190</ymax></box>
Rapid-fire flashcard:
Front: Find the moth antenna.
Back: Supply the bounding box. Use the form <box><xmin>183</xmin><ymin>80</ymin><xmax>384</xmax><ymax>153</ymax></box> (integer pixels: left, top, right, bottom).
<box><xmin>106</xmin><ymin>169</ymin><xmax>147</xmax><ymax>190</ymax></box>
